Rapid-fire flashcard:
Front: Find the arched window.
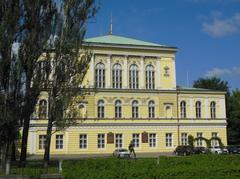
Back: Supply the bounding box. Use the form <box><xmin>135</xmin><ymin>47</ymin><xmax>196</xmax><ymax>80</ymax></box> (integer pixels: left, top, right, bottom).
<box><xmin>146</xmin><ymin>65</ymin><xmax>155</xmax><ymax>89</ymax></box>
<box><xmin>148</xmin><ymin>100</ymin><xmax>155</xmax><ymax>118</ymax></box>
<box><xmin>180</xmin><ymin>101</ymin><xmax>187</xmax><ymax>118</ymax></box>
<box><xmin>97</xmin><ymin>100</ymin><xmax>104</xmax><ymax>118</ymax></box>
<box><xmin>115</xmin><ymin>100</ymin><xmax>122</xmax><ymax>118</ymax></box>
<box><xmin>95</xmin><ymin>63</ymin><xmax>105</xmax><ymax>88</ymax></box>
<box><xmin>132</xmin><ymin>100</ymin><xmax>139</xmax><ymax>118</ymax></box>
<box><xmin>129</xmin><ymin>64</ymin><xmax>139</xmax><ymax>89</ymax></box>
<box><xmin>39</xmin><ymin>100</ymin><xmax>47</xmax><ymax>119</ymax></box>
<box><xmin>112</xmin><ymin>63</ymin><xmax>122</xmax><ymax>89</ymax></box>
<box><xmin>210</xmin><ymin>101</ymin><xmax>216</xmax><ymax>119</ymax></box>
<box><xmin>196</xmin><ymin>101</ymin><xmax>201</xmax><ymax>118</ymax></box>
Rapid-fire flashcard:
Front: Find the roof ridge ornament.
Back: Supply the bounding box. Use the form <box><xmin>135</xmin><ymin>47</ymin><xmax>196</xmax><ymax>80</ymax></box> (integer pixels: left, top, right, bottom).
<box><xmin>109</xmin><ymin>12</ymin><xmax>113</xmax><ymax>35</ymax></box>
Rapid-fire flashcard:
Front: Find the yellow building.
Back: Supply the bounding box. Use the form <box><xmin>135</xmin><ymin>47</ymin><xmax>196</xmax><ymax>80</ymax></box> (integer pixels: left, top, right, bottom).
<box><xmin>28</xmin><ymin>34</ymin><xmax>227</xmax><ymax>155</ymax></box>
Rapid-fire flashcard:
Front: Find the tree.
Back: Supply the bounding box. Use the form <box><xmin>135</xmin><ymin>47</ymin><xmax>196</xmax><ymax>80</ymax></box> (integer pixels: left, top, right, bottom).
<box><xmin>0</xmin><ymin>0</ymin><xmax>22</xmax><ymax>169</ymax></box>
<box><xmin>18</xmin><ymin>0</ymin><xmax>60</xmax><ymax>167</ymax></box>
<box><xmin>0</xmin><ymin>0</ymin><xmax>97</xmax><ymax>168</ymax></box>
<box><xmin>193</xmin><ymin>77</ymin><xmax>229</xmax><ymax>92</ymax></box>
<box><xmin>227</xmin><ymin>89</ymin><xmax>240</xmax><ymax>144</ymax></box>
<box><xmin>41</xmin><ymin>0</ymin><xmax>97</xmax><ymax>167</ymax></box>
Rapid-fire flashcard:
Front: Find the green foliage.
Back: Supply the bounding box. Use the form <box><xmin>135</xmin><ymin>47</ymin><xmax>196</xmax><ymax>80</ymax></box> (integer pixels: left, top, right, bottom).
<box><xmin>194</xmin><ymin>137</ymin><xmax>211</xmax><ymax>148</ymax></box>
<box><xmin>62</xmin><ymin>156</ymin><xmax>240</xmax><ymax>179</ymax></box>
<box><xmin>193</xmin><ymin>77</ymin><xmax>229</xmax><ymax>93</ymax></box>
<box><xmin>228</xmin><ymin>89</ymin><xmax>240</xmax><ymax>144</ymax></box>
<box><xmin>188</xmin><ymin>135</ymin><xmax>194</xmax><ymax>147</ymax></box>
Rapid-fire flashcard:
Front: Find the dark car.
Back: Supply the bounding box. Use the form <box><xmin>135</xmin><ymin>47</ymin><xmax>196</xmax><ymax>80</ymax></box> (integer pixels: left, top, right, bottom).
<box><xmin>227</xmin><ymin>146</ymin><xmax>240</xmax><ymax>154</ymax></box>
<box><xmin>193</xmin><ymin>147</ymin><xmax>210</xmax><ymax>154</ymax></box>
<box><xmin>174</xmin><ymin>146</ymin><xmax>194</xmax><ymax>156</ymax></box>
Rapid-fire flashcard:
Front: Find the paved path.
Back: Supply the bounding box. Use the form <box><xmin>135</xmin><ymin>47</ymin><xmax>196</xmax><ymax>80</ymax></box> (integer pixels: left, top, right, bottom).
<box><xmin>28</xmin><ymin>152</ymin><xmax>174</xmax><ymax>160</ymax></box>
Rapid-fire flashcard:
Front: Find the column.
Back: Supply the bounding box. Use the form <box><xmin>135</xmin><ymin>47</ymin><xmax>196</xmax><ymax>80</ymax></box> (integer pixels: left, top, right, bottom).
<box><xmin>106</xmin><ymin>55</ymin><xmax>111</xmax><ymax>88</ymax></box>
<box><xmin>205</xmin><ymin>99</ymin><xmax>209</xmax><ymax>119</ymax></box>
<box><xmin>156</xmin><ymin>57</ymin><xmax>161</xmax><ymax>89</ymax></box>
<box><xmin>220</xmin><ymin>98</ymin><xmax>226</xmax><ymax>118</ymax></box>
<box><xmin>139</xmin><ymin>56</ymin><xmax>145</xmax><ymax>89</ymax></box>
<box><xmin>172</xmin><ymin>57</ymin><xmax>176</xmax><ymax>89</ymax></box>
<box><xmin>189</xmin><ymin>98</ymin><xmax>193</xmax><ymax>118</ymax></box>
<box><xmin>122</xmin><ymin>56</ymin><xmax>128</xmax><ymax>89</ymax></box>
<box><xmin>89</xmin><ymin>54</ymin><xmax>95</xmax><ymax>88</ymax></box>
<box><xmin>65</xmin><ymin>130</ymin><xmax>69</xmax><ymax>154</ymax></box>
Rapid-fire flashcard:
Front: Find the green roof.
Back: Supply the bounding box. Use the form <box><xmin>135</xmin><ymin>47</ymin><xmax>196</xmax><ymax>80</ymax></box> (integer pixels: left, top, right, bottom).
<box><xmin>84</xmin><ymin>34</ymin><xmax>175</xmax><ymax>48</ymax></box>
<box><xmin>177</xmin><ymin>86</ymin><xmax>226</xmax><ymax>93</ymax></box>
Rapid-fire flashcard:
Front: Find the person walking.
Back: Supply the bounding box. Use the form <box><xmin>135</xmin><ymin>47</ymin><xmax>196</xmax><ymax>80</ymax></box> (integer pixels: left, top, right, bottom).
<box><xmin>128</xmin><ymin>140</ymin><xmax>136</xmax><ymax>159</ymax></box>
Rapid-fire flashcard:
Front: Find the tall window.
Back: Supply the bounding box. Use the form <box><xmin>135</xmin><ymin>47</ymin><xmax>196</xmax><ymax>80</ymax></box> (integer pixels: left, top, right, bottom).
<box><xmin>39</xmin><ymin>135</ymin><xmax>46</xmax><ymax>150</ymax></box>
<box><xmin>210</xmin><ymin>101</ymin><xmax>216</xmax><ymax>119</ymax></box>
<box><xmin>39</xmin><ymin>99</ymin><xmax>47</xmax><ymax>119</ymax></box>
<box><xmin>115</xmin><ymin>100</ymin><xmax>122</xmax><ymax>118</ymax></box>
<box><xmin>166</xmin><ymin>133</ymin><xmax>172</xmax><ymax>147</ymax></box>
<box><xmin>149</xmin><ymin>133</ymin><xmax>156</xmax><ymax>147</ymax></box>
<box><xmin>97</xmin><ymin>100</ymin><xmax>104</xmax><ymax>118</ymax></box>
<box><xmin>211</xmin><ymin>132</ymin><xmax>219</xmax><ymax>146</ymax></box>
<box><xmin>38</xmin><ymin>61</ymin><xmax>48</xmax><ymax>81</ymax></box>
<box><xmin>196</xmin><ymin>101</ymin><xmax>201</xmax><ymax>118</ymax></box>
<box><xmin>112</xmin><ymin>63</ymin><xmax>122</xmax><ymax>88</ymax></box>
<box><xmin>180</xmin><ymin>101</ymin><xmax>186</xmax><ymax>118</ymax></box>
<box><xmin>196</xmin><ymin>132</ymin><xmax>203</xmax><ymax>147</ymax></box>
<box><xmin>181</xmin><ymin>133</ymin><xmax>188</xmax><ymax>146</ymax></box>
<box><xmin>79</xmin><ymin>134</ymin><xmax>87</xmax><ymax>149</ymax></box>
<box><xmin>97</xmin><ymin>134</ymin><xmax>105</xmax><ymax>149</ymax></box>
<box><xmin>56</xmin><ymin>135</ymin><xmax>63</xmax><ymax>149</ymax></box>
<box><xmin>129</xmin><ymin>64</ymin><xmax>139</xmax><ymax>89</ymax></box>
<box><xmin>95</xmin><ymin>63</ymin><xmax>105</xmax><ymax>88</ymax></box>
<box><xmin>132</xmin><ymin>133</ymin><xmax>140</xmax><ymax>148</ymax></box>
<box><xmin>145</xmin><ymin>65</ymin><xmax>155</xmax><ymax>89</ymax></box>
<box><xmin>132</xmin><ymin>100</ymin><xmax>139</xmax><ymax>118</ymax></box>
<box><xmin>115</xmin><ymin>134</ymin><xmax>123</xmax><ymax>148</ymax></box>
<box><xmin>148</xmin><ymin>100</ymin><xmax>155</xmax><ymax>118</ymax></box>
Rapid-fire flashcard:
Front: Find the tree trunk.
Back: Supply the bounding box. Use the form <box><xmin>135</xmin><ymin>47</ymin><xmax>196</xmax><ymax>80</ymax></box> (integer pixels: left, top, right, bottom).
<box><xmin>19</xmin><ymin>116</ymin><xmax>30</xmax><ymax>167</ymax></box>
<box><xmin>43</xmin><ymin>118</ymin><xmax>53</xmax><ymax>168</ymax></box>
<box><xmin>11</xmin><ymin>141</ymin><xmax>16</xmax><ymax>161</ymax></box>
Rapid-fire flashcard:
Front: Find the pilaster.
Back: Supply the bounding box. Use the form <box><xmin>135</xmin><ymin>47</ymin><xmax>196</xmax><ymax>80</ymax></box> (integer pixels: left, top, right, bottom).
<box><xmin>139</xmin><ymin>56</ymin><xmax>145</xmax><ymax>89</ymax></box>
<box><xmin>106</xmin><ymin>55</ymin><xmax>111</xmax><ymax>88</ymax></box>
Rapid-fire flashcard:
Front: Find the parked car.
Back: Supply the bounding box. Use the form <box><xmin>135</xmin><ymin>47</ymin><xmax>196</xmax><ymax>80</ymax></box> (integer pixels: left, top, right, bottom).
<box><xmin>222</xmin><ymin>147</ymin><xmax>229</xmax><ymax>154</ymax></box>
<box><xmin>174</xmin><ymin>146</ymin><xmax>194</xmax><ymax>156</ymax></box>
<box><xmin>113</xmin><ymin>149</ymin><xmax>130</xmax><ymax>158</ymax></box>
<box><xmin>227</xmin><ymin>146</ymin><xmax>240</xmax><ymax>154</ymax></box>
<box><xmin>210</xmin><ymin>146</ymin><xmax>222</xmax><ymax>154</ymax></box>
<box><xmin>193</xmin><ymin>147</ymin><xmax>210</xmax><ymax>154</ymax></box>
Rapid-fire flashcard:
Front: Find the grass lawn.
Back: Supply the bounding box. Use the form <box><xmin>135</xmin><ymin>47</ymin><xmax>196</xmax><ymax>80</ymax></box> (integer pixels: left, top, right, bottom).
<box><xmin>1</xmin><ymin>155</ymin><xmax>240</xmax><ymax>178</ymax></box>
<box><xmin>63</xmin><ymin>155</ymin><xmax>240</xmax><ymax>179</ymax></box>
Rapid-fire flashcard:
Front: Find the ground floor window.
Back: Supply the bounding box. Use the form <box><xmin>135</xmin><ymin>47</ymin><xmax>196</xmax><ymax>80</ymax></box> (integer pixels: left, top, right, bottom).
<box><xmin>97</xmin><ymin>134</ymin><xmax>105</xmax><ymax>149</ymax></box>
<box><xmin>181</xmin><ymin>133</ymin><xmax>188</xmax><ymax>146</ymax></box>
<box><xmin>79</xmin><ymin>134</ymin><xmax>87</xmax><ymax>149</ymax></box>
<box><xmin>196</xmin><ymin>132</ymin><xmax>203</xmax><ymax>146</ymax></box>
<box><xmin>56</xmin><ymin>135</ymin><xmax>63</xmax><ymax>149</ymax></box>
<box><xmin>211</xmin><ymin>132</ymin><xmax>219</xmax><ymax>146</ymax></box>
<box><xmin>115</xmin><ymin>134</ymin><xmax>123</xmax><ymax>148</ymax></box>
<box><xmin>132</xmin><ymin>133</ymin><xmax>140</xmax><ymax>148</ymax></box>
<box><xmin>149</xmin><ymin>133</ymin><xmax>156</xmax><ymax>148</ymax></box>
<box><xmin>39</xmin><ymin>135</ymin><xmax>46</xmax><ymax>150</ymax></box>
<box><xmin>166</xmin><ymin>133</ymin><xmax>172</xmax><ymax>147</ymax></box>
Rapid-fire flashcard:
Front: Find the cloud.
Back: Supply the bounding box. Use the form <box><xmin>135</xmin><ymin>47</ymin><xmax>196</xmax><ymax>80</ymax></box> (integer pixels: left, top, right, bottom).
<box><xmin>205</xmin><ymin>66</ymin><xmax>240</xmax><ymax>77</ymax></box>
<box><xmin>202</xmin><ymin>12</ymin><xmax>240</xmax><ymax>37</ymax></box>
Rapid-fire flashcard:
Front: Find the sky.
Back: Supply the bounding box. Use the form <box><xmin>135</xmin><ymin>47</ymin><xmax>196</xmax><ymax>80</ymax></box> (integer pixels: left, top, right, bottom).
<box><xmin>86</xmin><ymin>0</ymin><xmax>240</xmax><ymax>90</ymax></box>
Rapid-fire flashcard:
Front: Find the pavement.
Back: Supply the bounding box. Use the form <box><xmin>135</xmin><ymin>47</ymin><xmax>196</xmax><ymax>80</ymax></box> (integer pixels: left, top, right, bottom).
<box><xmin>27</xmin><ymin>152</ymin><xmax>174</xmax><ymax>160</ymax></box>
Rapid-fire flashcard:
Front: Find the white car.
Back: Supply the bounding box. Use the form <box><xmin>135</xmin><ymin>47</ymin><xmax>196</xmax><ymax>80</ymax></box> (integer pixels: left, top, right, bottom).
<box><xmin>113</xmin><ymin>149</ymin><xmax>130</xmax><ymax>158</ymax></box>
<box><xmin>210</xmin><ymin>146</ymin><xmax>223</xmax><ymax>154</ymax></box>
